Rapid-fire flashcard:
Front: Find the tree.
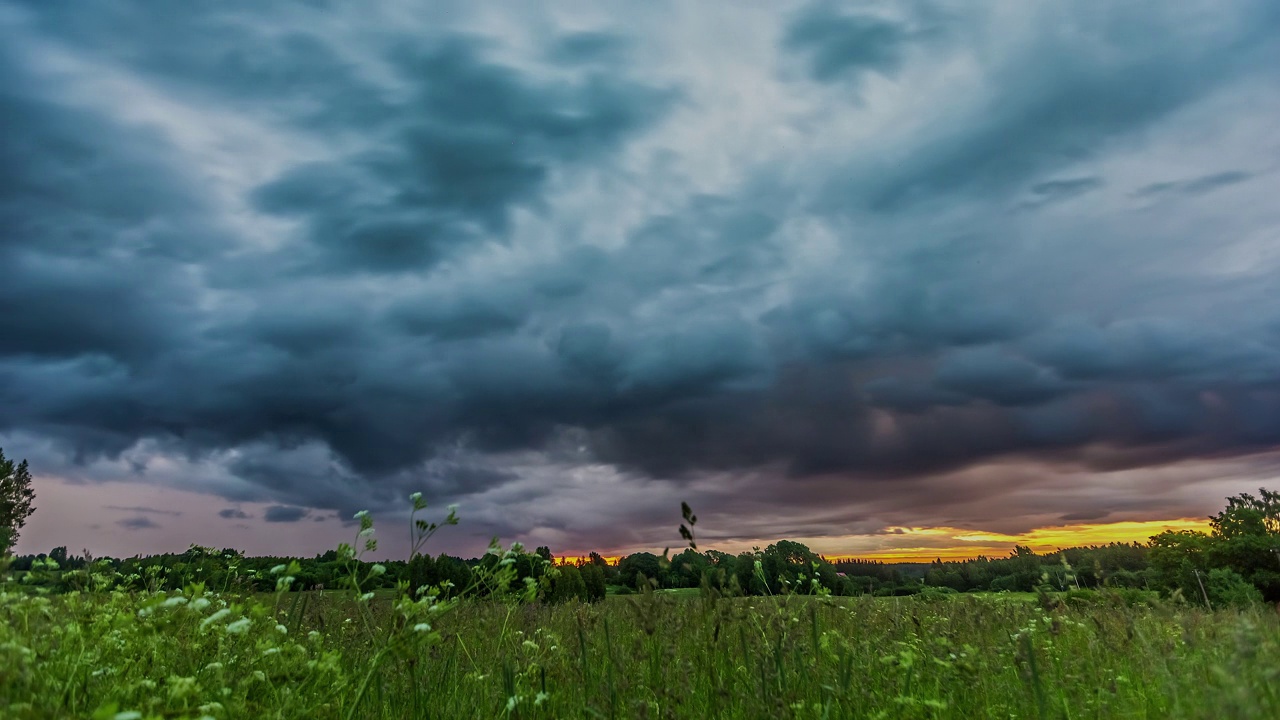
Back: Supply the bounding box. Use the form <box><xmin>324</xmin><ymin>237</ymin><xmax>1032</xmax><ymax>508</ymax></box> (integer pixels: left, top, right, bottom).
<box><xmin>581</xmin><ymin>563</ymin><xmax>607</xmax><ymax>602</ymax></box>
<box><xmin>1210</xmin><ymin>489</ymin><xmax>1280</xmax><ymax>538</ymax></box>
<box><xmin>1</xmin><ymin>447</ymin><xmax>36</xmax><ymax>555</ymax></box>
<box><xmin>549</xmin><ymin>564</ymin><xmax>587</xmax><ymax>603</ymax></box>
<box><xmin>617</xmin><ymin>552</ymin><xmax>662</xmax><ymax>590</ymax></box>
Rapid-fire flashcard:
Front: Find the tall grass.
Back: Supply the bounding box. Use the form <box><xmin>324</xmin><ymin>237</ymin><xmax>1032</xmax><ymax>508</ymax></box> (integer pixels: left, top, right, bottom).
<box><xmin>2</xmin><ymin>583</ymin><xmax>1278</xmax><ymax>718</ymax></box>
<box><xmin>2</xmin><ymin>502</ymin><xmax>1277</xmax><ymax>718</ymax></box>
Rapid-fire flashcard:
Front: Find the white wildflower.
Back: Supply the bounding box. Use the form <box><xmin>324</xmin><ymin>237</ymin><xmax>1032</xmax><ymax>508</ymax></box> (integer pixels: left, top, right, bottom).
<box><xmin>200</xmin><ymin>608</ymin><xmax>231</xmax><ymax>629</ymax></box>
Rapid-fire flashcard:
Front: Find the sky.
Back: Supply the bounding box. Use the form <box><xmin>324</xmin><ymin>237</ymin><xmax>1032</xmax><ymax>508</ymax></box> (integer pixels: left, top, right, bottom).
<box><xmin>3</xmin><ymin>0</ymin><xmax>1279</xmax><ymax>562</ymax></box>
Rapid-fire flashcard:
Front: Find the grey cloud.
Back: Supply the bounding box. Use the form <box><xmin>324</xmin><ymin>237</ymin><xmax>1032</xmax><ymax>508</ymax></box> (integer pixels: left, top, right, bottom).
<box><xmin>1017</xmin><ymin>177</ymin><xmax>1104</xmax><ymax>210</ymax></box>
<box><xmin>218</xmin><ymin>508</ymin><xmax>251</xmax><ymax>520</ymax></box>
<box><xmin>248</xmin><ymin>39</ymin><xmax>674</xmax><ymax>274</ymax></box>
<box><xmin>933</xmin><ymin>347</ymin><xmax>1068</xmax><ymax>406</ymax></box>
<box><xmin>117</xmin><ymin>516</ymin><xmax>161</xmax><ymax>530</ymax></box>
<box><xmin>839</xmin><ymin>3</ymin><xmax>1280</xmax><ymax>211</ymax></box>
<box><xmin>1059</xmin><ymin>510</ymin><xmax>1111</xmax><ymax>522</ymax></box>
<box><xmin>1</xmin><ymin>1</ymin><xmax>1278</xmax><ymax>554</ymax></box>
<box><xmin>263</xmin><ymin>505</ymin><xmax>310</xmax><ymax>523</ymax></box>
<box><xmin>863</xmin><ymin>377</ymin><xmax>967</xmax><ymax>414</ymax></box>
<box><xmin>548</xmin><ymin>32</ymin><xmax>633</xmax><ymax>66</ymax></box>
<box><xmin>104</xmin><ymin>506</ymin><xmax>182</xmax><ymax>517</ymax></box>
<box><xmin>784</xmin><ymin>4</ymin><xmax>913</xmax><ymax>83</ymax></box>
<box><xmin>1134</xmin><ymin>170</ymin><xmax>1254</xmax><ymax>198</ymax></box>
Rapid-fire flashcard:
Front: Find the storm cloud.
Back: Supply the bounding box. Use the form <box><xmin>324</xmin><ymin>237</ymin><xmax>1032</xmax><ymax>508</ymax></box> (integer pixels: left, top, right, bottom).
<box><xmin>263</xmin><ymin>506</ymin><xmax>310</xmax><ymax>524</ymax></box>
<box><xmin>1</xmin><ymin>0</ymin><xmax>1279</xmax><ymax>556</ymax></box>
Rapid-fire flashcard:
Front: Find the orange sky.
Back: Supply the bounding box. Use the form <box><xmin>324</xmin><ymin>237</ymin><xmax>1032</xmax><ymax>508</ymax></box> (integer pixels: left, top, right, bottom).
<box><xmin>555</xmin><ymin>518</ymin><xmax>1212</xmax><ymax>565</ymax></box>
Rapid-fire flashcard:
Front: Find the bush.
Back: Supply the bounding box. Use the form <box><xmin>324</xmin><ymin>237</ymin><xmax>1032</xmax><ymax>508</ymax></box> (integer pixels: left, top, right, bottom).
<box><xmin>1206</xmin><ymin>568</ymin><xmax>1263</xmax><ymax>608</ymax></box>
<box><xmin>1063</xmin><ymin>589</ymin><xmax>1101</xmax><ymax>606</ymax></box>
<box><xmin>1105</xmin><ymin>570</ymin><xmax>1147</xmax><ymax>589</ymax></box>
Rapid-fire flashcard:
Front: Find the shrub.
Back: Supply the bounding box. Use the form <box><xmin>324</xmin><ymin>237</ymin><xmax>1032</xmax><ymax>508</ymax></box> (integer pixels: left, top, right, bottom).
<box><xmin>1206</xmin><ymin>568</ymin><xmax>1263</xmax><ymax>608</ymax></box>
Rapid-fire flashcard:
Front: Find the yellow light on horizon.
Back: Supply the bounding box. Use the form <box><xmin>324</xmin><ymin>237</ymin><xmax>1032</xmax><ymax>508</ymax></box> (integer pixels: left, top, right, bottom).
<box><xmin>549</xmin><ymin>518</ymin><xmax>1214</xmax><ymax>565</ymax></box>
<box><xmin>823</xmin><ymin>518</ymin><xmax>1212</xmax><ymax>562</ymax></box>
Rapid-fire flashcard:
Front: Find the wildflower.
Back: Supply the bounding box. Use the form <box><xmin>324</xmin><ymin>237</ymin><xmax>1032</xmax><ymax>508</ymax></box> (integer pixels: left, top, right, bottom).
<box><xmin>359</xmin><ymin>527</ymin><xmax>375</xmax><ymax>538</ymax></box>
<box><xmin>114</xmin><ymin>712</ymin><xmax>143</xmax><ymax>720</ymax></box>
<box><xmin>369</xmin><ymin>564</ymin><xmax>386</xmax><ymax>576</ymax></box>
<box><xmin>413</xmin><ymin>623</ymin><xmax>431</xmax><ymax>633</ymax></box>
<box><xmin>447</xmin><ymin>503</ymin><xmax>459</xmax><ymax>513</ymax></box>
<box><xmin>535</xmin><ymin>692</ymin><xmax>549</xmax><ymax>706</ymax></box>
<box><xmin>200</xmin><ymin>608</ymin><xmax>231</xmax><ymax>629</ymax></box>
<box><xmin>359</xmin><ymin>592</ymin><xmax>376</xmax><ymax>602</ymax></box>
<box><xmin>353</xmin><ymin>510</ymin><xmax>370</xmax><ymax>520</ymax></box>
<box><xmin>191</xmin><ymin>598</ymin><xmax>211</xmax><ymax>611</ymax></box>
<box><xmin>225</xmin><ymin>618</ymin><xmax>253</xmax><ymax>634</ymax></box>
<box><xmin>410</xmin><ymin>492</ymin><xmax>423</xmax><ymax>503</ymax></box>
<box><xmin>270</xmin><ymin>564</ymin><xmax>288</xmax><ymax>575</ymax></box>
<box><xmin>275</xmin><ymin>624</ymin><xmax>288</xmax><ymax>634</ymax></box>
<box><xmin>160</xmin><ymin>596</ymin><xmax>188</xmax><ymax>608</ymax></box>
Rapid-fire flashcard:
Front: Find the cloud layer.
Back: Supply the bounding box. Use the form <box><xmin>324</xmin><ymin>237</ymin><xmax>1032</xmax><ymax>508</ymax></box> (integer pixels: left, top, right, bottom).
<box><xmin>2</xmin><ymin>0</ymin><xmax>1279</xmax><ymax>556</ymax></box>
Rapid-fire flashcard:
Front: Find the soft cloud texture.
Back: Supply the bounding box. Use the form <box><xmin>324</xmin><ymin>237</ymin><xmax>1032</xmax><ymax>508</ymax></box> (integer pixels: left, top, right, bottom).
<box><xmin>2</xmin><ymin>0</ymin><xmax>1278</xmax><ymax>558</ymax></box>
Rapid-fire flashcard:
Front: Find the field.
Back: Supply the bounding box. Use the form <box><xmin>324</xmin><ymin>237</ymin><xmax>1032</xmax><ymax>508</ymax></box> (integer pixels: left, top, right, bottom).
<box><xmin>2</xmin><ymin>583</ymin><xmax>1278</xmax><ymax>719</ymax></box>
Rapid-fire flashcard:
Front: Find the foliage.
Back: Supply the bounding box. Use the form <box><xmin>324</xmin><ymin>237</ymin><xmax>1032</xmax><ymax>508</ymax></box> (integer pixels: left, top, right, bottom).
<box><xmin>1205</xmin><ymin>568</ymin><xmax>1264</xmax><ymax>608</ymax></box>
<box><xmin>0</xmin><ymin>447</ymin><xmax>36</xmax><ymax>555</ymax></box>
<box><xmin>5</xmin><ymin>490</ymin><xmax>1280</xmax><ymax>717</ymax></box>
<box><xmin>3</xmin><ymin>571</ymin><xmax>1280</xmax><ymax>717</ymax></box>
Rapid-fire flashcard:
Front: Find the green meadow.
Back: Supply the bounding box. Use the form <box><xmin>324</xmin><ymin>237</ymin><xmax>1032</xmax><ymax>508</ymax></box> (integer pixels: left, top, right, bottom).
<box><xmin>3</xmin><ymin>572</ymin><xmax>1279</xmax><ymax>719</ymax></box>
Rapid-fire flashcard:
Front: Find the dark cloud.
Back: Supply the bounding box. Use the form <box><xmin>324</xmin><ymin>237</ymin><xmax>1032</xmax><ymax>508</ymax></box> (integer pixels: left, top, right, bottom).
<box><xmin>263</xmin><ymin>505</ymin><xmax>310</xmax><ymax>523</ymax></box>
<box><xmin>784</xmin><ymin>5</ymin><xmax>914</xmax><ymax>83</ymax></box>
<box><xmin>104</xmin><ymin>506</ymin><xmax>182</xmax><ymax>517</ymax></box>
<box><xmin>247</xmin><ymin>38</ymin><xmax>673</xmax><ymax>274</ymax></box>
<box><xmin>117</xmin><ymin>517</ymin><xmax>161</xmax><ymax>530</ymax></box>
<box><xmin>1</xmin><ymin>1</ymin><xmax>1278</xmax><ymax>554</ymax></box>
<box><xmin>218</xmin><ymin>508</ymin><xmax>251</xmax><ymax>520</ymax></box>
<box><xmin>1059</xmin><ymin>510</ymin><xmax>1110</xmax><ymax>522</ymax></box>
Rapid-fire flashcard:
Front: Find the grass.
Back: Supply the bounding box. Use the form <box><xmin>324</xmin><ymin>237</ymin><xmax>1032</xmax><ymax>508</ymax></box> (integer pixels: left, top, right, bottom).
<box><xmin>2</xmin><ymin>583</ymin><xmax>1278</xmax><ymax>719</ymax></box>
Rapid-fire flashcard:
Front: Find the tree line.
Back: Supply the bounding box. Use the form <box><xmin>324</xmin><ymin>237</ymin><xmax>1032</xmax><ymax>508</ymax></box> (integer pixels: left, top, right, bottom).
<box><xmin>3</xmin><ymin>445</ymin><xmax>1277</xmax><ymax>607</ymax></box>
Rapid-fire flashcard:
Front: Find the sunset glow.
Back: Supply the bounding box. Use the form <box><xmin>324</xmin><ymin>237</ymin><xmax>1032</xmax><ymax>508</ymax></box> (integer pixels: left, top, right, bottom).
<box><xmin>553</xmin><ymin>518</ymin><xmax>1214</xmax><ymax>565</ymax></box>
<box><xmin>822</xmin><ymin>518</ymin><xmax>1213</xmax><ymax>562</ymax></box>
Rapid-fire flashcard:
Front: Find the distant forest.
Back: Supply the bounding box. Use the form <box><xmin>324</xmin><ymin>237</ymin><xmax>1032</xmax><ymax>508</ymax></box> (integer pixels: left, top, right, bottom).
<box><xmin>8</xmin><ymin>489</ymin><xmax>1278</xmax><ymax>610</ymax></box>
